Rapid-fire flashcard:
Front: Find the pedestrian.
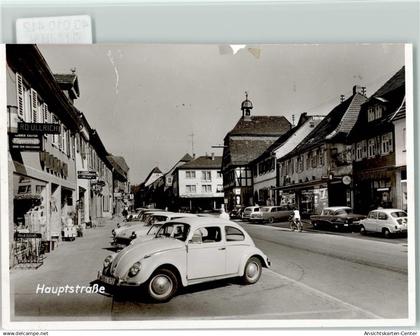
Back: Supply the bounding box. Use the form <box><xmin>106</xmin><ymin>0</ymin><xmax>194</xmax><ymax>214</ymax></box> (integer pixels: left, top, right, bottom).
<box><xmin>219</xmin><ymin>205</ymin><xmax>229</xmax><ymax>220</ymax></box>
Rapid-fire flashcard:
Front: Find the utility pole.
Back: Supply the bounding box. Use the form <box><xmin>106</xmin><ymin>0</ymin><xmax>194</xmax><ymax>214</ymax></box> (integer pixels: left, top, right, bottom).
<box><xmin>189</xmin><ymin>132</ymin><xmax>194</xmax><ymax>156</ymax></box>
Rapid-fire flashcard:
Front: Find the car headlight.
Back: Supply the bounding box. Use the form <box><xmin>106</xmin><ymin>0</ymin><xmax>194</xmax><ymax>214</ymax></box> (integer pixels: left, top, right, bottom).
<box><xmin>128</xmin><ymin>262</ymin><xmax>141</xmax><ymax>277</ymax></box>
<box><xmin>103</xmin><ymin>255</ymin><xmax>113</xmax><ymax>268</ymax></box>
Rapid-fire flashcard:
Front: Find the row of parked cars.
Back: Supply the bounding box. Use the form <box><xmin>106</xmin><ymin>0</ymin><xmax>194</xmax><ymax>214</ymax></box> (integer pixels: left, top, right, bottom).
<box><xmin>231</xmin><ymin>205</ymin><xmax>408</xmax><ymax>238</ymax></box>
<box><xmin>97</xmin><ymin>208</ymin><xmax>271</xmax><ymax>302</ymax></box>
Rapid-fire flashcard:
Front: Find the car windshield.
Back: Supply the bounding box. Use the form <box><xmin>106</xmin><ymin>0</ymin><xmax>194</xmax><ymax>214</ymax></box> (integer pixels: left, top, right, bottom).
<box><xmin>149</xmin><ymin>215</ymin><xmax>168</xmax><ymax>225</ymax></box>
<box><xmin>391</xmin><ymin>211</ymin><xmax>407</xmax><ymax>218</ymax></box>
<box><xmin>147</xmin><ymin>224</ymin><xmax>163</xmax><ymax>235</ymax></box>
<box><xmin>335</xmin><ymin>208</ymin><xmax>352</xmax><ymax>215</ymax></box>
<box><xmin>261</xmin><ymin>207</ymin><xmax>270</xmax><ymax>212</ymax></box>
<box><xmin>155</xmin><ymin>222</ymin><xmax>190</xmax><ymax>241</ymax></box>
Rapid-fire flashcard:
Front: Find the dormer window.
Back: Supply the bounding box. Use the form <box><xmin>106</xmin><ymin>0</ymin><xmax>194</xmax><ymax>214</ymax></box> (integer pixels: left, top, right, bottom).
<box><xmin>367</xmin><ymin>104</ymin><xmax>385</xmax><ymax>122</ymax></box>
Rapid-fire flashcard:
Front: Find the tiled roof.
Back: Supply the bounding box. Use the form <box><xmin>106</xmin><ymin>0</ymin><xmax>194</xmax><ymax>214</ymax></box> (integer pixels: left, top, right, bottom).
<box><xmin>390</xmin><ymin>99</ymin><xmax>406</xmax><ymax>121</ymax></box>
<box><xmin>369</xmin><ymin>66</ymin><xmax>405</xmax><ymax>100</ymax></box>
<box><xmin>178</xmin><ymin>156</ymin><xmax>222</xmax><ymax>169</ymax></box>
<box><xmin>227</xmin><ymin>137</ymin><xmax>278</xmax><ymax>166</ymax></box>
<box><xmin>227</xmin><ymin>116</ymin><xmax>291</xmax><ymax>137</ymax></box>
<box><xmin>284</xmin><ymin>92</ymin><xmax>366</xmax><ymax>157</ymax></box>
<box><xmin>180</xmin><ymin>153</ymin><xmax>193</xmax><ymax>162</ymax></box>
<box><xmin>108</xmin><ymin>155</ymin><xmax>129</xmax><ymax>173</ymax></box>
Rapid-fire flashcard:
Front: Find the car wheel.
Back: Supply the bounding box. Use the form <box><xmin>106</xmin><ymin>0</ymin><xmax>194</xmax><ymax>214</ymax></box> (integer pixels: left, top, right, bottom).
<box><xmin>360</xmin><ymin>225</ymin><xmax>367</xmax><ymax>235</ymax></box>
<box><xmin>146</xmin><ymin>268</ymin><xmax>178</xmax><ymax>303</ymax></box>
<box><xmin>268</xmin><ymin>217</ymin><xmax>274</xmax><ymax>224</ymax></box>
<box><xmin>242</xmin><ymin>257</ymin><xmax>262</xmax><ymax>285</ymax></box>
<box><xmin>383</xmin><ymin>228</ymin><xmax>392</xmax><ymax>239</ymax></box>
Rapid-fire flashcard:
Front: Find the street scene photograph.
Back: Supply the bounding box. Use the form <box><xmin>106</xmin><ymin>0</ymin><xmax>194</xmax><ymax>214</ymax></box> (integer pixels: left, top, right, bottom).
<box><xmin>2</xmin><ymin>43</ymin><xmax>413</xmax><ymax>326</ymax></box>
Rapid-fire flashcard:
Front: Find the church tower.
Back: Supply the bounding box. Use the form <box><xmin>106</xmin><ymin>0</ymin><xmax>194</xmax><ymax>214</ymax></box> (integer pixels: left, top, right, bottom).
<box><xmin>241</xmin><ymin>91</ymin><xmax>253</xmax><ymax>121</ymax></box>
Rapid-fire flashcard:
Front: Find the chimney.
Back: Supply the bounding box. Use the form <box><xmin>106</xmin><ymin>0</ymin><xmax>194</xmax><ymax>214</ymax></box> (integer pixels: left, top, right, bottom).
<box><xmin>211</xmin><ymin>152</ymin><xmax>215</xmax><ymax>160</ymax></box>
<box><xmin>340</xmin><ymin>95</ymin><xmax>345</xmax><ymax>103</ymax></box>
<box><xmin>353</xmin><ymin>85</ymin><xmax>365</xmax><ymax>95</ymax></box>
<box><xmin>192</xmin><ymin>153</ymin><xmax>196</xmax><ymax>159</ymax></box>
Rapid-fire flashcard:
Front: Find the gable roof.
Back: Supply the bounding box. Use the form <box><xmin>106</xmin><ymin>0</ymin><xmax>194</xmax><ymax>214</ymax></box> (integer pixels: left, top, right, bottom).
<box><xmin>250</xmin><ymin>114</ymin><xmax>323</xmax><ymax>165</ymax></box>
<box><xmin>178</xmin><ymin>156</ymin><xmax>222</xmax><ymax>170</ymax></box>
<box><xmin>227</xmin><ymin>116</ymin><xmax>291</xmax><ymax>137</ymax></box>
<box><xmin>226</xmin><ymin>137</ymin><xmax>279</xmax><ymax>166</ymax></box>
<box><xmin>369</xmin><ymin>66</ymin><xmax>405</xmax><ymax>101</ymax></box>
<box><xmin>283</xmin><ymin>92</ymin><xmax>367</xmax><ymax>158</ymax></box>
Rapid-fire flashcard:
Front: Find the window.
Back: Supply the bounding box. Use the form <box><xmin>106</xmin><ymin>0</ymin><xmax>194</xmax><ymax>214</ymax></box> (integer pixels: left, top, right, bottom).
<box><xmin>186</xmin><ymin>171</ymin><xmax>196</xmax><ymax>179</ymax></box>
<box><xmin>381</xmin><ymin>132</ymin><xmax>393</xmax><ymax>155</ymax></box>
<box><xmin>356</xmin><ymin>142</ymin><xmax>363</xmax><ymax>161</ymax></box>
<box><xmin>368</xmin><ymin>105</ymin><xmax>385</xmax><ymax>122</ymax></box>
<box><xmin>368</xmin><ymin>138</ymin><xmax>376</xmax><ymax>158</ymax></box>
<box><xmin>367</xmin><ymin>212</ymin><xmax>376</xmax><ymax>219</ymax></box>
<box><xmin>378</xmin><ymin>212</ymin><xmax>388</xmax><ymax>220</ymax></box>
<box><xmin>368</xmin><ymin>108</ymin><xmax>375</xmax><ymax>122</ymax></box>
<box><xmin>225</xmin><ymin>226</ymin><xmax>245</xmax><ymax>241</ymax></box>
<box><xmin>186</xmin><ymin>185</ymin><xmax>196</xmax><ymax>193</ymax></box>
<box><xmin>311</xmin><ymin>151</ymin><xmax>317</xmax><ymax>168</ymax></box>
<box><xmin>217</xmin><ymin>171</ymin><xmax>222</xmax><ymax>178</ymax></box>
<box><xmin>298</xmin><ymin>155</ymin><xmax>304</xmax><ymax>172</ymax></box>
<box><xmin>202</xmin><ymin>184</ymin><xmax>212</xmax><ymax>193</ymax></box>
<box><xmin>16</xmin><ymin>73</ymin><xmax>25</xmax><ymax>120</ymax></box>
<box><xmin>319</xmin><ymin>149</ymin><xmax>324</xmax><ymax>166</ymax></box>
<box><xmin>30</xmin><ymin>89</ymin><xmax>39</xmax><ymax>123</ymax></box>
<box><xmin>216</xmin><ymin>184</ymin><xmax>223</xmax><ymax>192</ymax></box>
<box><xmin>202</xmin><ymin>170</ymin><xmax>211</xmax><ymax>181</ymax></box>
<box><xmin>191</xmin><ymin>227</ymin><xmax>221</xmax><ymax>243</ymax></box>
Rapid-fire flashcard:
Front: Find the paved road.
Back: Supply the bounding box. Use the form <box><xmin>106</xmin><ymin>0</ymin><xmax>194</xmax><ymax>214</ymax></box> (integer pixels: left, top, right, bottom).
<box><xmin>10</xmin><ymin>216</ymin><xmax>409</xmax><ymax>321</ymax></box>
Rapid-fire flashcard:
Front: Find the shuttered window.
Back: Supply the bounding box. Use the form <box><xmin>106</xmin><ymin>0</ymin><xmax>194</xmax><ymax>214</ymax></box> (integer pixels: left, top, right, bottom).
<box><xmin>30</xmin><ymin>88</ymin><xmax>38</xmax><ymax>123</ymax></box>
<box><xmin>16</xmin><ymin>73</ymin><xmax>24</xmax><ymax>120</ymax></box>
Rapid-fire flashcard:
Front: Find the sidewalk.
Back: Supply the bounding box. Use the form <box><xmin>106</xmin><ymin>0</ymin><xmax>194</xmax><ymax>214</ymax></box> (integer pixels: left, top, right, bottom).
<box><xmin>10</xmin><ymin>216</ymin><xmax>120</xmax><ymax>321</ymax></box>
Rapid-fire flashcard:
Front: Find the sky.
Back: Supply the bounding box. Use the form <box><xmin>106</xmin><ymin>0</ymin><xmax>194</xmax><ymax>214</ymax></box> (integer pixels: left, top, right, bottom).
<box><xmin>38</xmin><ymin>44</ymin><xmax>405</xmax><ymax>184</ymax></box>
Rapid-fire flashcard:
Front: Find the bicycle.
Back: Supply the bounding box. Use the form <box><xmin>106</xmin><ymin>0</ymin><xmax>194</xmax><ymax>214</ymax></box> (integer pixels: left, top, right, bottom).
<box><xmin>288</xmin><ymin>216</ymin><xmax>303</xmax><ymax>232</ymax></box>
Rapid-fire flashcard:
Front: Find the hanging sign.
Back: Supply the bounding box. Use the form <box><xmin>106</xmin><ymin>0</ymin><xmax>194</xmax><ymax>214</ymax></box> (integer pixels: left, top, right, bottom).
<box><xmin>78</xmin><ymin>170</ymin><xmax>97</xmax><ymax>179</ymax></box>
<box><xmin>10</xmin><ymin>133</ymin><xmax>43</xmax><ymax>151</ymax></box>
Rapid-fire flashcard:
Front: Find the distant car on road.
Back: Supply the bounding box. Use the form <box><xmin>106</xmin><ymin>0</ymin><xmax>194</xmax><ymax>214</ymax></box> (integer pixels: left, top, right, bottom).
<box><xmin>242</xmin><ymin>206</ymin><xmax>260</xmax><ymax>221</ymax></box>
<box><xmin>250</xmin><ymin>206</ymin><xmax>293</xmax><ymax>224</ymax></box>
<box><xmin>359</xmin><ymin>209</ymin><xmax>407</xmax><ymax>238</ymax></box>
<box><xmin>98</xmin><ymin>217</ymin><xmax>270</xmax><ymax>302</ymax></box>
<box><xmin>310</xmin><ymin>206</ymin><xmax>366</xmax><ymax>232</ymax></box>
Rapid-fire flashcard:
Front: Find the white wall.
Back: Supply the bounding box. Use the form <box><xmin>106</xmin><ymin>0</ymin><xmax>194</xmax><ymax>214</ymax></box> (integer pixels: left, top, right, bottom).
<box><xmin>178</xmin><ymin>169</ymin><xmax>223</xmax><ymax>198</ymax></box>
<box><xmin>394</xmin><ymin>119</ymin><xmax>406</xmax><ymax>167</ymax></box>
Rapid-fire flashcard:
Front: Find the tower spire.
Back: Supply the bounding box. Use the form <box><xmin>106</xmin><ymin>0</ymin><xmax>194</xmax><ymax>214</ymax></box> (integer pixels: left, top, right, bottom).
<box><xmin>241</xmin><ymin>91</ymin><xmax>253</xmax><ymax>121</ymax></box>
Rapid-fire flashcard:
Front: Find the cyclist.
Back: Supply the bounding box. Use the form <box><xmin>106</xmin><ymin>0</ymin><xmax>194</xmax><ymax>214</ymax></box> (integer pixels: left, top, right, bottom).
<box><xmin>290</xmin><ymin>207</ymin><xmax>303</xmax><ymax>232</ymax></box>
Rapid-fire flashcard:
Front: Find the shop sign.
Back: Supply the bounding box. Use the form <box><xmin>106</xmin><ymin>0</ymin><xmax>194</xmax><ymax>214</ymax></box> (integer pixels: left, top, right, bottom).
<box><xmin>342</xmin><ymin>175</ymin><xmax>352</xmax><ymax>185</ymax></box>
<box><xmin>15</xmin><ymin>232</ymin><xmax>42</xmax><ymax>239</ymax></box>
<box><xmin>78</xmin><ymin>171</ymin><xmax>97</xmax><ymax>179</ymax></box>
<box><xmin>18</xmin><ymin>122</ymin><xmax>61</xmax><ymax>134</ymax></box>
<box><xmin>10</xmin><ymin>134</ymin><xmax>43</xmax><ymax>151</ymax></box>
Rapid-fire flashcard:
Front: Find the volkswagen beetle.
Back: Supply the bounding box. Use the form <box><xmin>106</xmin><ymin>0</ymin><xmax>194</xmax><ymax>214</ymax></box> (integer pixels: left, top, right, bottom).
<box><xmin>98</xmin><ymin>217</ymin><xmax>270</xmax><ymax>302</ymax></box>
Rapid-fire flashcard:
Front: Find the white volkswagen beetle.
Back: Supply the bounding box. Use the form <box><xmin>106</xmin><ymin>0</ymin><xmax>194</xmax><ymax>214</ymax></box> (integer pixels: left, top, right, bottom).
<box><xmin>99</xmin><ymin>217</ymin><xmax>270</xmax><ymax>302</ymax></box>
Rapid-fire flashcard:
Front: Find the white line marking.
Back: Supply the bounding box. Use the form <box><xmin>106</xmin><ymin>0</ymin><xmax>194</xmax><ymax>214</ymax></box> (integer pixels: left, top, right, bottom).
<box><xmin>265</xmin><ymin>269</ymin><xmax>383</xmax><ymax>319</ymax></box>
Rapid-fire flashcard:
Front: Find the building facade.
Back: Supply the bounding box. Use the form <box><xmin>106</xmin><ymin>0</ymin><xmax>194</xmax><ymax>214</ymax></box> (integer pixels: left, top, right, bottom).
<box><xmin>221</xmin><ymin>95</ymin><xmax>291</xmax><ymax>210</ymax></box>
<box><xmin>277</xmin><ymin>86</ymin><xmax>367</xmax><ymax>216</ymax></box>
<box><xmin>173</xmin><ymin>155</ymin><xmax>224</xmax><ymax>211</ymax></box>
<box><xmin>349</xmin><ymin>67</ymin><xmax>406</xmax><ymax>214</ymax></box>
<box><xmin>250</xmin><ymin>113</ymin><xmax>324</xmax><ymax>206</ymax></box>
<box><xmin>7</xmin><ymin>45</ymin><xmax>80</xmax><ymax>262</ymax></box>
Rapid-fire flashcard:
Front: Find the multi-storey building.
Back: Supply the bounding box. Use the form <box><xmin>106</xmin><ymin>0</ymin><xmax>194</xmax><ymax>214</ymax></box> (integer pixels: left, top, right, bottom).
<box><xmin>6</xmin><ymin>45</ymin><xmax>80</xmax><ymax>259</ymax></box>
<box><xmin>277</xmin><ymin>86</ymin><xmax>367</xmax><ymax>216</ymax></box>
<box><xmin>349</xmin><ymin>67</ymin><xmax>406</xmax><ymax>213</ymax></box>
<box><xmin>107</xmin><ymin>155</ymin><xmax>130</xmax><ymax>214</ymax></box>
<box><xmin>173</xmin><ymin>155</ymin><xmax>224</xmax><ymax>211</ymax></box>
<box><xmin>221</xmin><ymin>95</ymin><xmax>291</xmax><ymax>210</ymax></box>
<box><xmin>250</xmin><ymin>113</ymin><xmax>324</xmax><ymax>206</ymax></box>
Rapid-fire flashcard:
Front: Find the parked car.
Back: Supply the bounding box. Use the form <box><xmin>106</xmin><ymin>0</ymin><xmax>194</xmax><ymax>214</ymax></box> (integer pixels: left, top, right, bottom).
<box><xmin>242</xmin><ymin>206</ymin><xmax>260</xmax><ymax>221</ymax></box>
<box><xmin>98</xmin><ymin>217</ymin><xmax>270</xmax><ymax>302</ymax></box>
<box><xmin>310</xmin><ymin>206</ymin><xmax>366</xmax><ymax>231</ymax></box>
<box><xmin>359</xmin><ymin>209</ymin><xmax>407</xmax><ymax>238</ymax></box>
<box><xmin>250</xmin><ymin>206</ymin><xmax>293</xmax><ymax>224</ymax></box>
<box><xmin>113</xmin><ymin>212</ymin><xmax>198</xmax><ymax>249</ymax></box>
<box><xmin>229</xmin><ymin>207</ymin><xmax>245</xmax><ymax>219</ymax></box>
<box><xmin>112</xmin><ymin>210</ymin><xmax>166</xmax><ymax>237</ymax></box>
